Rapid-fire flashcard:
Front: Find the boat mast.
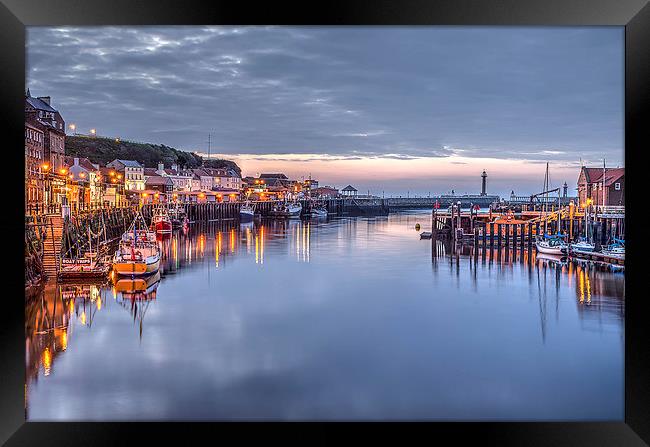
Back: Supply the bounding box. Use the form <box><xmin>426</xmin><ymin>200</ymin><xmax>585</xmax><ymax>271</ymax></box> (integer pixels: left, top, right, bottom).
<box><xmin>542</xmin><ymin>162</ymin><xmax>549</xmax><ymax>235</ymax></box>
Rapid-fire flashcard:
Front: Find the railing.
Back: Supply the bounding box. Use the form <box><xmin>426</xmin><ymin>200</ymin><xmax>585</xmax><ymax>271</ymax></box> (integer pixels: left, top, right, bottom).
<box><xmin>595</xmin><ymin>206</ymin><xmax>625</xmax><ymax>214</ymax></box>
<box><xmin>25</xmin><ymin>201</ymin><xmax>134</xmax><ymax>217</ymax></box>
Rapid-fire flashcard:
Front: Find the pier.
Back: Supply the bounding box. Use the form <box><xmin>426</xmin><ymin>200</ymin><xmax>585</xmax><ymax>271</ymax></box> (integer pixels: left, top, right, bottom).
<box><xmin>428</xmin><ymin>203</ymin><xmax>625</xmax><ymax>266</ymax></box>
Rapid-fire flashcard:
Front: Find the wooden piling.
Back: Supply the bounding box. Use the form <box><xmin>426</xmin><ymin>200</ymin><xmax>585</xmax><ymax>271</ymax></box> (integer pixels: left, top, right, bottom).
<box><xmin>489</xmin><ymin>223</ymin><xmax>494</xmax><ymax>248</ymax></box>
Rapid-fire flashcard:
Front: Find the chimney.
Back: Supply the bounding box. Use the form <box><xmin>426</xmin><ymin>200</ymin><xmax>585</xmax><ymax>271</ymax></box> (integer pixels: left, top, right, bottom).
<box><xmin>37</xmin><ymin>96</ymin><xmax>51</xmax><ymax>106</ymax></box>
<box><xmin>74</xmin><ymin>157</ymin><xmax>80</xmax><ymax>166</ymax></box>
<box><xmin>171</xmin><ymin>163</ymin><xmax>178</xmax><ymax>172</ymax></box>
<box><xmin>158</xmin><ymin>162</ymin><xmax>164</xmax><ymax>172</ymax></box>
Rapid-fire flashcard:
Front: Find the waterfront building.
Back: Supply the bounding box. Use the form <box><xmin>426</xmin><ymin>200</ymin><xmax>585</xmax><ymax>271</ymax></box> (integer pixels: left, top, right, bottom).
<box><xmin>25</xmin><ymin>121</ymin><xmax>45</xmax><ymax>208</ymax></box>
<box><xmin>155</xmin><ymin>163</ymin><xmax>193</xmax><ymax>191</ymax></box>
<box><xmin>25</xmin><ymin>90</ymin><xmax>66</xmax><ymax>173</ymax></box>
<box><xmin>107</xmin><ymin>159</ymin><xmax>145</xmax><ymax>191</ymax></box>
<box><xmin>577</xmin><ymin>166</ymin><xmax>625</xmax><ymax>208</ymax></box>
<box><xmin>145</xmin><ymin>174</ymin><xmax>174</xmax><ymax>194</ymax></box>
<box><xmin>64</xmin><ymin>157</ymin><xmax>102</xmax><ymax>207</ymax></box>
<box><xmin>311</xmin><ymin>186</ymin><xmax>339</xmax><ymax>199</ymax></box>
<box><xmin>191</xmin><ymin>172</ymin><xmax>202</xmax><ymax>192</ymax></box>
<box><xmin>341</xmin><ymin>185</ymin><xmax>358</xmax><ymax>197</ymax></box>
<box><xmin>203</xmin><ymin>167</ymin><xmax>242</xmax><ymax>191</ymax></box>
<box><xmin>99</xmin><ymin>167</ymin><xmax>126</xmax><ymax>206</ymax></box>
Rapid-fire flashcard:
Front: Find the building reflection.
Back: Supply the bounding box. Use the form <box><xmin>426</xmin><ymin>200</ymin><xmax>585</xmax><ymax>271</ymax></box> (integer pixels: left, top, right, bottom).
<box><xmin>25</xmin><ymin>281</ymin><xmax>105</xmax><ymax>415</ymax></box>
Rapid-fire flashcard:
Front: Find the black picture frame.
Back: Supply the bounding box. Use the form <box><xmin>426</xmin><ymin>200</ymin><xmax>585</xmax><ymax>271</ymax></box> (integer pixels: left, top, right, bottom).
<box><xmin>1</xmin><ymin>0</ymin><xmax>647</xmax><ymax>445</ymax></box>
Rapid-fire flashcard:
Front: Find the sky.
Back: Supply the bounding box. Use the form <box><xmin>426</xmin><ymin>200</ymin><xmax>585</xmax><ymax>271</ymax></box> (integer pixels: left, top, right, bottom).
<box><xmin>26</xmin><ymin>26</ymin><xmax>624</xmax><ymax>197</ymax></box>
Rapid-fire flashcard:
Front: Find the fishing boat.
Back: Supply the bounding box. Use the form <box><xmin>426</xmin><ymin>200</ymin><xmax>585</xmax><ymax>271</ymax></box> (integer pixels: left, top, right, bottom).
<box><xmin>150</xmin><ymin>204</ymin><xmax>173</xmax><ymax>234</ymax></box>
<box><xmin>569</xmin><ymin>237</ymin><xmax>595</xmax><ymax>254</ymax></box>
<box><xmin>113</xmin><ymin>212</ymin><xmax>161</xmax><ymax>277</ymax></box>
<box><xmin>309</xmin><ymin>204</ymin><xmax>328</xmax><ymax>218</ymax></box>
<box><xmin>534</xmin><ymin>163</ymin><xmax>568</xmax><ymax>255</ymax></box>
<box><xmin>535</xmin><ymin>234</ymin><xmax>568</xmax><ymax>255</ymax></box>
<box><xmin>288</xmin><ymin>202</ymin><xmax>302</xmax><ymax>217</ymax></box>
<box><xmin>240</xmin><ymin>201</ymin><xmax>255</xmax><ymax>222</ymax></box>
<box><xmin>270</xmin><ymin>201</ymin><xmax>302</xmax><ymax>218</ymax></box>
<box><xmin>168</xmin><ymin>203</ymin><xmax>189</xmax><ymax>228</ymax></box>
<box><xmin>602</xmin><ymin>238</ymin><xmax>625</xmax><ymax>257</ymax></box>
<box><xmin>58</xmin><ymin>213</ymin><xmax>112</xmax><ymax>281</ymax></box>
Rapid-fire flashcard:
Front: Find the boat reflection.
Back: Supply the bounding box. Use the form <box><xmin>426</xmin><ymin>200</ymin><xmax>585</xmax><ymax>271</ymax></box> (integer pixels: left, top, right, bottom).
<box><xmin>433</xmin><ymin>241</ymin><xmax>625</xmax><ymax>337</ymax></box>
<box><xmin>114</xmin><ymin>272</ymin><xmax>161</xmax><ymax>340</ymax></box>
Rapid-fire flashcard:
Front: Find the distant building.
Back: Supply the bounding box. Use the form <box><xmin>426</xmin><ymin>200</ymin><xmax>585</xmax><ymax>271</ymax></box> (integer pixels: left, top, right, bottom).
<box><xmin>107</xmin><ymin>159</ymin><xmax>145</xmax><ymax>191</ymax></box>
<box><xmin>64</xmin><ymin>156</ymin><xmax>101</xmax><ymax>206</ymax></box>
<box><xmin>155</xmin><ymin>162</ymin><xmax>193</xmax><ymax>191</ymax></box>
<box><xmin>340</xmin><ymin>185</ymin><xmax>358</xmax><ymax>197</ymax></box>
<box><xmin>202</xmin><ymin>167</ymin><xmax>242</xmax><ymax>191</ymax></box>
<box><xmin>577</xmin><ymin>167</ymin><xmax>624</xmax><ymax>207</ymax></box>
<box><xmin>145</xmin><ymin>174</ymin><xmax>174</xmax><ymax>194</ymax></box>
<box><xmin>99</xmin><ymin>167</ymin><xmax>126</xmax><ymax>206</ymax></box>
<box><xmin>311</xmin><ymin>186</ymin><xmax>339</xmax><ymax>199</ymax></box>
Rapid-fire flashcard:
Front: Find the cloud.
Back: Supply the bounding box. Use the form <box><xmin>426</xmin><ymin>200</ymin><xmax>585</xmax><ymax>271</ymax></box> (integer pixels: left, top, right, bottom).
<box><xmin>27</xmin><ymin>26</ymin><xmax>624</xmax><ymax>181</ymax></box>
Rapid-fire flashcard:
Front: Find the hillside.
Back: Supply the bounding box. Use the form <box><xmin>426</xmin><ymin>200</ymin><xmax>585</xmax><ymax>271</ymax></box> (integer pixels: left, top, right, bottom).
<box><xmin>65</xmin><ymin>135</ymin><xmax>241</xmax><ymax>176</ymax></box>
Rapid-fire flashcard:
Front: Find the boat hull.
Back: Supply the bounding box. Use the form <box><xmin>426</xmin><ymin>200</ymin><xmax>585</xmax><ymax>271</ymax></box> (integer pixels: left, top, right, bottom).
<box><xmin>112</xmin><ymin>256</ymin><xmax>160</xmax><ymax>277</ymax></box>
<box><xmin>240</xmin><ymin>210</ymin><xmax>254</xmax><ymax>222</ymax></box>
<box><xmin>535</xmin><ymin>241</ymin><xmax>566</xmax><ymax>255</ymax></box>
<box><xmin>154</xmin><ymin>220</ymin><xmax>173</xmax><ymax>233</ymax></box>
<box><xmin>310</xmin><ymin>209</ymin><xmax>328</xmax><ymax>218</ymax></box>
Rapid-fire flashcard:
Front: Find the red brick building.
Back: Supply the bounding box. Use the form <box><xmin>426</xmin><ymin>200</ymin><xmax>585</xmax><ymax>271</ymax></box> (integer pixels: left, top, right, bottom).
<box><xmin>577</xmin><ymin>166</ymin><xmax>624</xmax><ymax>208</ymax></box>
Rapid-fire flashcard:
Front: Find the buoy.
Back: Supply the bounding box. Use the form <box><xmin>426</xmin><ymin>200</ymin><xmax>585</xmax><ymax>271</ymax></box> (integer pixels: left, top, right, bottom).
<box><xmin>415</xmin><ymin>223</ymin><xmax>421</xmax><ymax>230</ymax></box>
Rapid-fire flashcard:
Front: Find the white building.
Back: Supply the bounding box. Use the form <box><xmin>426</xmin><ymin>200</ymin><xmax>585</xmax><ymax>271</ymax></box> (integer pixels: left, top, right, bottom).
<box><xmin>156</xmin><ymin>162</ymin><xmax>193</xmax><ymax>191</ymax></box>
<box><xmin>107</xmin><ymin>159</ymin><xmax>145</xmax><ymax>191</ymax></box>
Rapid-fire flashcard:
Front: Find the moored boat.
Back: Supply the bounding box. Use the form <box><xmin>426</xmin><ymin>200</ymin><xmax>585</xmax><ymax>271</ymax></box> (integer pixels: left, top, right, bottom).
<box><xmin>151</xmin><ymin>205</ymin><xmax>173</xmax><ymax>233</ymax></box>
<box><xmin>168</xmin><ymin>202</ymin><xmax>189</xmax><ymax>228</ymax></box>
<box><xmin>309</xmin><ymin>204</ymin><xmax>328</xmax><ymax>217</ymax></box>
<box><xmin>113</xmin><ymin>212</ymin><xmax>161</xmax><ymax>277</ymax></box>
<box><xmin>58</xmin><ymin>214</ymin><xmax>112</xmax><ymax>281</ymax></box>
<box><xmin>270</xmin><ymin>201</ymin><xmax>302</xmax><ymax>218</ymax></box>
<box><xmin>240</xmin><ymin>201</ymin><xmax>255</xmax><ymax>222</ymax></box>
<box><xmin>535</xmin><ymin>234</ymin><xmax>568</xmax><ymax>255</ymax></box>
<box><xmin>287</xmin><ymin>202</ymin><xmax>302</xmax><ymax>217</ymax></box>
<box><xmin>569</xmin><ymin>238</ymin><xmax>595</xmax><ymax>254</ymax></box>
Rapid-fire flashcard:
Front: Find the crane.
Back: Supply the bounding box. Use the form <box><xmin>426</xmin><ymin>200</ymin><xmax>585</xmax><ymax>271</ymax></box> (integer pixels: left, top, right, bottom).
<box><xmin>529</xmin><ymin>187</ymin><xmax>560</xmax><ymax>203</ymax></box>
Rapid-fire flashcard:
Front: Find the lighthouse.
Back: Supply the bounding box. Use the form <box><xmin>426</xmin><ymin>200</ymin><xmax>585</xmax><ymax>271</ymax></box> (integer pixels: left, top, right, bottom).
<box><xmin>481</xmin><ymin>170</ymin><xmax>487</xmax><ymax>196</ymax></box>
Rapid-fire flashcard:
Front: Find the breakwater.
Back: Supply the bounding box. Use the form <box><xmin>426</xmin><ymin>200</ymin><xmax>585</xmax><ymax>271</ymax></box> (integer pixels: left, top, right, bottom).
<box><xmin>386</xmin><ymin>195</ymin><xmax>500</xmax><ymax>209</ymax></box>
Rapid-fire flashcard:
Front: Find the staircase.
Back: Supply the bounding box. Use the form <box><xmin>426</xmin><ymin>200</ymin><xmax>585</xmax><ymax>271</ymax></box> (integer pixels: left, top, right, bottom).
<box><xmin>42</xmin><ymin>214</ymin><xmax>64</xmax><ymax>280</ymax></box>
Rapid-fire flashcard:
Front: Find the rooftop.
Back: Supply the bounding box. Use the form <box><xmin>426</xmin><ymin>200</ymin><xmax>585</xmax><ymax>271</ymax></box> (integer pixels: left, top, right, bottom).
<box><xmin>111</xmin><ymin>159</ymin><xmax>143</xmax><ymax>168</ymax></box>
<box><xmin>25</xmin><ymin>95</ymin><xmax>57</xmax><ymax>113</ymax></box>
<box><xmin>581</xmin><ymin>167</ymin><xmax>624</xmax><ymax>186</ymax></box>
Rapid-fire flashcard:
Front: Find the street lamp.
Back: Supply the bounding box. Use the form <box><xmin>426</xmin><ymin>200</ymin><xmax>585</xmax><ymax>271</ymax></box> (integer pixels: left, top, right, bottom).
<box><xmin>69</xmin><ymin>123</ymin><xmax>76</xmax><ymax>133</ymax></box>
<box><xmin>90</xmin><ymin>128</ymin><xmax>96</xmax><ymax>136</ymax></box>
<box><xmin>40</xmin><ymin>163</ymin><xmax>51</xmax><ymax>211</ymax></box>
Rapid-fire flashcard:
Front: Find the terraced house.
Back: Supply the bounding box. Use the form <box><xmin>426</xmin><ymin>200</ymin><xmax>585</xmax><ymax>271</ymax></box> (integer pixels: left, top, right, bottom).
<box><xmin>107</xmin><ymin>159</ymin><xmax>145</xmax><ymax>191</ymax></box>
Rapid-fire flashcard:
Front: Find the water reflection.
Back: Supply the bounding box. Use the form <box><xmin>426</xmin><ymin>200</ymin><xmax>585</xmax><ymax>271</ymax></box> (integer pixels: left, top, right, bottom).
<box><xmin>25</xmin><ymin>212</ymin><xmax>624</xmax><ymax>420</ymax></box>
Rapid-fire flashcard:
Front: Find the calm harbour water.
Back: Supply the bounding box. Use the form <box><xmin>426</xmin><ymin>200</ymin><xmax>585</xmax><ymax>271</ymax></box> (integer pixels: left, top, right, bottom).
<box><xmin>25</xmin><ymin>210</ymin><xmax>624</xmax><ymax>420</ymax></box>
